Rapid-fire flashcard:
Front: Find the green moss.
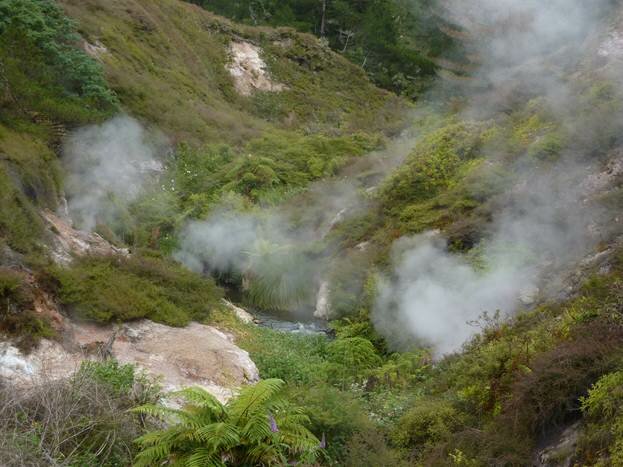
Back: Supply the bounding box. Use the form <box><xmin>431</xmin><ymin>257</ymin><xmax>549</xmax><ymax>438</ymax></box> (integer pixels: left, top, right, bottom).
<box><xmin>48</xmin><ymin>255</ymin><xmax>223</xmax><ymax>325</ymax></box>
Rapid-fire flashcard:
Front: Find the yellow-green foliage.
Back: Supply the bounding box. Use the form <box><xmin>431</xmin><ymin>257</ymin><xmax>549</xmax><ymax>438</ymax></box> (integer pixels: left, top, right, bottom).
<box><xmin>327</xmin><ymin>337</ymin><xmax>382</xmax><ymax>371</ymax></box>
<box><xmin>49</xmin><ymin>254</ymin><xmax>223</xmax><ymax>325</ymax></box>
<box><xmin>382</xmin><ymin>121</ymin><xmax>489</xmax><ymax>205</ymax></box>
<box><xmin>58</xmin><ymin>0</ymin><xmax>408</xmax><ymax>145</ymax></box>
<box><xmin>580</xmin><ymin>370</ymin><xmax>623</xmax><ymax>465</ymax></box>
<box><xmin>392</xmin><ymin>398</ymin><xmax>464</xmax><ymax>450</ymax></box>
<box><xmin>172</xmin><ymin>131</ymin><xmax>381</xmax><ymax>207</ymax></box>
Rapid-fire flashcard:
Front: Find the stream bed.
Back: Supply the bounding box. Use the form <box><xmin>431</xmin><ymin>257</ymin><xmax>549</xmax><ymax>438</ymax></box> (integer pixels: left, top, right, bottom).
<box><xmin>252</xmin><ymin>310</ymin><xmax>330</xmax><ymax>335</ymax></box>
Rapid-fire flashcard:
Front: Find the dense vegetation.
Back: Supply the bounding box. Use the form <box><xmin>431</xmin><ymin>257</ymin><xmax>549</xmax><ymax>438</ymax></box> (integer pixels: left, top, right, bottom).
<box><xmin>45</xmin><ymin>254</ymin><xmax>223</xmax><ymax>326</ymax></box>
<box><xmin>0</xmin><ymin>0</ymin><xmax>622</xmax><ymax>466</ymax></box>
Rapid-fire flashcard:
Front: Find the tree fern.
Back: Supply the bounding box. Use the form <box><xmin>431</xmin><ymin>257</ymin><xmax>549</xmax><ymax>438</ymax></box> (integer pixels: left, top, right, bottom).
<box><xmin>133</xmin><ymin>379</ymin><xmax>320</xmax><ymax>465</ymax></box>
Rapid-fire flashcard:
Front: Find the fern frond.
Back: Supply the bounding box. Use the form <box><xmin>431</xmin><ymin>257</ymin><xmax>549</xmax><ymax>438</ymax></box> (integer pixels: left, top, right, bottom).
<box><xmin>228</xmin><ymin>379</ymin><xmax>285</xmax><ymax>422</ymax></box>
<box><xmin>244</xmin><ymin>441</ymin><xmax>286</xmax><ymax>465</ymax></box>
<box><xmin>173</xmin><ymin>387</ymin><xmax>226</xmax><ymax>416</ymax></box>
<box><xmin>184</xmin><ymin>448</ymin><xmax>226</xmax><ymax>467</ymax></box>
<box><xmin>194</xmin><ymin>422</ymin><xmax>240</xmax><ymax>449</ymax></box>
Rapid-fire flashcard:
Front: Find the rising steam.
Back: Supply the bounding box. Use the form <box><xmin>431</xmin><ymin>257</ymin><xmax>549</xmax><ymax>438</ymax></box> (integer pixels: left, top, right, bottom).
<box><xmin>374</xmin><ymin>162</ymin><xmax>603</xmax><ymax>356</ymax></box>
<box><xmin>373</xmin><ymin>0</ymin><xmax>619</xmax><ymax>355</ymax></box>
<box><xmin>62</xmin><ymin>115</ymin><xmax>166</xmax><ymax>230</ymax></box>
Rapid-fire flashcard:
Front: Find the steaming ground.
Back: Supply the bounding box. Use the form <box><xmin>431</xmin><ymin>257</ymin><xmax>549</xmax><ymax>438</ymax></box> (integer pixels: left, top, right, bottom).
<box><xmin>62</xmin><ymin>116</ymin><xmax>167</xmax><ymax>231</ymax></box>
<box><xmin>372</xmin><ymin>0</ymin><xmax>621</xmax><ymax>356</ymax></box>
<box><xmin>374</xmin><ymin>159</ymin><xmax>604</xmax><ymax>356</ymax></box>
<box><xmin>59</xmin><ymin>0</ymin><xmax>621</xmax><ymax>357</ymax></box>
<box><xmin>173</xmin><ymin>127</ymin><xmax>422</xmax><ymax>315</ymax></box>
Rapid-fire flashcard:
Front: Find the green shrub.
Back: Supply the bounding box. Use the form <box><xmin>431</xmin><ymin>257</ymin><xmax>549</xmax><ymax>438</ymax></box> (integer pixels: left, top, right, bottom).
<box><xmin>343</xmin><ymin>428</ymin><xmax>410</xmax><ymax>467</ymax></box>
<box><xmin>244</xmin><ymin>327</ymin><xmax>329</xmax><ymax>385</ymax></box>
<box><xmin>0</xmin><ymin>0</ymin><xmax>116</xmax><ymax>122</ymax></box>
<box><xmin>170</xmin><ymin>132</ymin><xmax>380</xmax><ymax>206</ymax></box>
<box><xmin>381</xmin><ymin>121</ymin><xmax>489</xmax><ymax>208</ymax></box>
<box><xmin>289</xmin><ymin>384</ymin><xmax>373</xmax><ymax>463</ymax></box>
<box><xmin>48</xmin><ymin>255</ymin><xmax>223</xmax><ymax>326</ymax></box>
<box><xmin>326</xmin><ymin>337</ymin><xmax>382</xmax><ymax>371</ymax></box>
<box><xmin>78</xmin><ymin>360</ymin><xmax>139</xmax><ymax>396</ymax></box>
<box><xmin>579</xmin><ymin>370</ymin><xmax>623</xmax><ymax>465</ymax></box>
<box><xmin>392</xmin><ymin>398</ymin><xmax>464</xmax><ymax>451</ymax></box>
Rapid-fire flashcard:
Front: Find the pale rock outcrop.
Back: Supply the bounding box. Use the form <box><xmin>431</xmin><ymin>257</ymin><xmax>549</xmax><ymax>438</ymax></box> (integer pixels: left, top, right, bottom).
<box><xmin>0</xmin><ymin>319</ymin><xmax>259</xmax><ymax>403</ymax></box>
<box><xmin>42</xmin><ymin>210</ymin><xmax>129</xmax><ymax>265</ymax></box>
<box><xmin>221</xmin><ymin>299</ymin><xmax>256</xmax><ymax>324</ymax></box>
<box><xmin>227</xmin><ymin>41</ymin><xmax>286</xmax><ymax>96</ymax></box>
<box><xmin>82</xmin><ymin>39</ymin><xmax>108</xmax><ymax>59</ymax></box>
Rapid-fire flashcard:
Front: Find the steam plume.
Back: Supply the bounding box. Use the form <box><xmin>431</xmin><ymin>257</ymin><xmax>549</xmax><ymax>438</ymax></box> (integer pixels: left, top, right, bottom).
<box><xmin>373</xmin><ymin>0</ymin><xmax>619</xmax><ymax>355</ymax></box>
<box><xmin>62</xmin><ymin>115</ymin><xmax>166</xmax><ymax>230</ymax></box>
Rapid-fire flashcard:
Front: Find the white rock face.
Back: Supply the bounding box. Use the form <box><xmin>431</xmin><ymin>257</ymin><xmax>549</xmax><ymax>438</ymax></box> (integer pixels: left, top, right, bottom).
<box><xmin>221</xmin><ymin>299</ymin><xmax>255</xmax><ymax>324</ymax></box>
<box><xmin>82</xmin><ymin>39</ymin><xmax>108</xmax><ymax>59</ymax></box>
<box><xmin>0</xmin><ymin>320</ymin><xmax>259</xmax><ymax>403</ymax></box>
<box><xmin>314</xmin><ymin>281</ymin><xmax>331</xmax><ymax>319</ymax></box>
<box><xmin>42</xmin><ymin>210</ymin><xmax>129</xmax><ymax>265</ymax></box>
<box><xmin>598</xmin><ymin>31</ymin><xmax>623</xmax><ymax>58</ymax></box>
<box><xmin>227</xmin><ymin>41</ymin><xmax>286</xmax><ymax>96</ymax></box>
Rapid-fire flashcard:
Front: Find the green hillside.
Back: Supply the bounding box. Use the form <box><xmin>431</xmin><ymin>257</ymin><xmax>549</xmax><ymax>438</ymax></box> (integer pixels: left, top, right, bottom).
<box><xmin>0</xmin><ymin>0</ymin><xmax>622</xmax><ymax>465</ymax></box>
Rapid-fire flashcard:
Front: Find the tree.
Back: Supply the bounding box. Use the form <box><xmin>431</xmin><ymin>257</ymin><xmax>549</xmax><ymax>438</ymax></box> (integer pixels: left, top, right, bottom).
<box><xmin>133</xmin><ymin>379</ymin><xmax>321</xmax><ymax>466</ymax></box>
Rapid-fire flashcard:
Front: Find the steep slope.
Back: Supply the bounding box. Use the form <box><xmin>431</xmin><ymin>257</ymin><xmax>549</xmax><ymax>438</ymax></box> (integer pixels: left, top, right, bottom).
<box><xmin>59</xmin><ymin>0</ymin><xmax>408</xmax><ymax>145</ymax></box>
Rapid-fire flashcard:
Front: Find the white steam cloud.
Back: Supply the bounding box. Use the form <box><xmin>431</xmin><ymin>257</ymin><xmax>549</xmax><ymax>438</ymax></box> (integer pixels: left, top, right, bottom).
<box><xmin>174</xmin><ymin>212</ymin><xmax>286</xmax><ymax>274</ymax></box>
<box><xmin>374</xmin><ymin>162</ymin><xmax>603</xmax><ymax>356</ymax></box>
<box><xmin>63</xmin><ymin>115</ymin><xmax>166</xmax><ymax>230</ymax></box>
<box><xmin>173</xmin><ymin>127</ymin><xmax>422</xmax><ymax>316</ymax></box>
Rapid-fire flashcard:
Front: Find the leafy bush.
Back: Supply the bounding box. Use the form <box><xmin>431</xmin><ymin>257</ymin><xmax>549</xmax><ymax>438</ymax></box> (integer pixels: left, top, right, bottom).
<box><xmin>0</xmin><ymin>0</ymin><xmax>116</xmax><ymax>123</ymax></box>
<box><xmin>381</xmin><ymin>122</ymin><xmax>489</xmax><ymax>207</ymax></box>
<box><xmin>326</xmin><ymin>337</ymin><xmax>382</xmax><ymax>371</ymax></box>
<box><xmin>289</xmin><ymin>383</ymin><xmax>373</xmax><ymax>463</ymax></box>
<box><xmin>171</xmin><ymin>131</ymin><xmax>379</xmax><ymax>207</ymax></box>
<box><xmin>392</xmin><ymin>398</ymin><xmax>464</xmax><ymax>451</ymax></box>
<box><xmin>48</xmin><ymin>255</ymin><xmax>223</xmax><ymax>325</ymax></box>
<box><xmin>579</xmin><ymin>370</ymin><xmax>623</xmax><ymax>465</ymax></box>
<box><xmin>244</xmin><ymin>328</ymin><xmax>328</xmax><ymax>385</ymax></box>
<box><xmin>133</xmin><ymin>379</ymin><xmax>321</xmax><ymax>466</ymax></box>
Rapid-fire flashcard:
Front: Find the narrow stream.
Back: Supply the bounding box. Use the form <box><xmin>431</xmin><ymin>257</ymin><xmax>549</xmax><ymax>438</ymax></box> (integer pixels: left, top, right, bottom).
<box><xmin>253</xmin><ymin>311</ymin><xmax>330</xmax><ymax>335</ymax></box>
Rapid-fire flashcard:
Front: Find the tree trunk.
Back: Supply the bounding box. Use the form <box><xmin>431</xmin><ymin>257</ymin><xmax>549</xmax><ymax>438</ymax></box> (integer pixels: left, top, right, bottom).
<box><xmin>320</xmin><ymin>0</ymin><xmax>327</xmax><ymax>37</ymax></box>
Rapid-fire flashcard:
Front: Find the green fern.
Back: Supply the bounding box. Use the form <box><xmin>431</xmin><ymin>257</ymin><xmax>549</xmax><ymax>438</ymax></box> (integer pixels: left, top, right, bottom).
<box><xmin>133</xmin><ymin>379</ymin><xmax>320</xmax><ymax>466</ymax></box>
